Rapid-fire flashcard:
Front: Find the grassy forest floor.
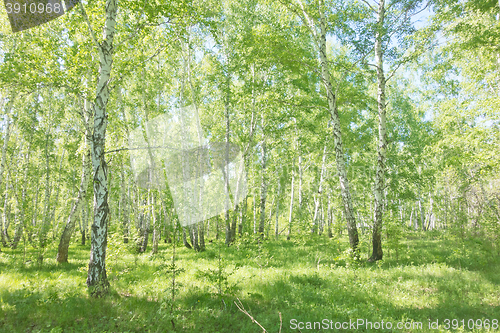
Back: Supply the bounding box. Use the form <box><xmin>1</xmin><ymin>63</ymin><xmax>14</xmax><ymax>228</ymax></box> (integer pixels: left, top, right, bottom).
<box><xmin>1</xmin><ymin>231</ymin><xmax>499</xmax><ymax>333</ymax></box>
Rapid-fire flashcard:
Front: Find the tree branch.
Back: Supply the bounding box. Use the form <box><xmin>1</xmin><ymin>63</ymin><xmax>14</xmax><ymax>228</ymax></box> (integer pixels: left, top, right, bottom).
<box><xmin>235</xmin><ymin>298</ymin><xmax>283</xmax><ymax>333</ymax></box>
<box><xmin>360</xmin><ymin>0</ymin><xmax>377</xmax><ymax>13</ymax></box>
<box><xmin>104</xmin><ymin>145</ymin><xmax>183</xmax><ymax>154</ymax></box>
<box><xmin>78</xmin><ymin>2</ymin><xmax>99</xmax><ymax>48</ymax></box>
<box><xmin>110</xmin><ymin>41</ymin><xmax>173</xmax><ymax>91</ymax></box>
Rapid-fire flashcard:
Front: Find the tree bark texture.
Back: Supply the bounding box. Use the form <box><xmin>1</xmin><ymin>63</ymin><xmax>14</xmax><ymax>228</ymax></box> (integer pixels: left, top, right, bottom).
<box><xmin>57</xmin><ymin>148</ymin><xmax>91</xmax><ymax>263</ymax></box>
<box><xmin>317</xmin><ymin>0</ymin><xmax>359</xmax><ymax>251</ymax></box>
<box><xmin>86</xmin><ymin>0</ymin><xmax>118</xmax><ymax>297</ymax></box>
<box><xmin>370</xmin><ymin>0</ymin><xmax>386</xmax><ymax>262</ymax></box>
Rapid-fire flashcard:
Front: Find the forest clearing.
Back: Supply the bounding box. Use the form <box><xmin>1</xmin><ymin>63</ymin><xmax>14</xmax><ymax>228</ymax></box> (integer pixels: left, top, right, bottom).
<box><xmin>1</xmin><ymin>0</ymin><xmax>500</xmax><ymax>332</ymax></box>
<box><xmin>1</xmin><ymin>232</ymin><xmax>500</xmax><ymax>332</ymax></box>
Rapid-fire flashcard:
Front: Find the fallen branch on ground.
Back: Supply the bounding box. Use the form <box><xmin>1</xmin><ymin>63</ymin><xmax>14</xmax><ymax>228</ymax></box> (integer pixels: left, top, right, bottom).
<box><xmin>234</xmin><ymin>298</ymin><xmax>282</xmax><ymax>333</ymax></box>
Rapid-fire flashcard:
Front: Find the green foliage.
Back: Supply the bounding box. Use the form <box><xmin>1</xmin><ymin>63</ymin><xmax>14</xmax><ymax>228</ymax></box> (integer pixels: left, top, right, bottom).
<box><xmin>0</xmin><ymin>0</ymin><xmax>499</xmax><ymax>330</ymax></box>
<box><xmin>195</xmin><ymin>258</ymin><xmax>242</xmax><ymax>297</ymax></box>
<box><xmin>384</xmin><ymin>212</ymin><xmax>407</xmax><ymax>264</ymax></box>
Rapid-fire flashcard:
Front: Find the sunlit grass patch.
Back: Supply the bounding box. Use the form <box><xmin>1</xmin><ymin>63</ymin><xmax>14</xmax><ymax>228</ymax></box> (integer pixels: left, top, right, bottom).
<box><xmin>0</xmin><ymin>231</ymin><xmax>499</xmax><ymax>332</ymax></box>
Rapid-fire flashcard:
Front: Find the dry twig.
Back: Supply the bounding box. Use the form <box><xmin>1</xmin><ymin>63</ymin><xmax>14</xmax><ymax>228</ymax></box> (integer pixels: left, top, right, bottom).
<box><xmin>234</xmin><ymin>298</ymin><xmax>268</xmax><ymax>332</ymax></box>
<box><xmin>234</xmin><ymin>298</ymin><xmax>283</xmax><ymax>333</ymax></box>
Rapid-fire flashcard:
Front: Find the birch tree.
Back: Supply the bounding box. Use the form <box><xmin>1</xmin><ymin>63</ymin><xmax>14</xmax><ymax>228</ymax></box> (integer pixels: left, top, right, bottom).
<box><xmin>81</xmin><ymin>0</ymin><xmax>118</xmax><ymax>296</ymax></box>
<box><xmin>57</xmin><ymin>101</ymin><xmax>92</xmax><ymax>263</ymax></box>
<box><xmin>0</xmin><ymin>92</ymin><xmax>16</xmax><ymax>248</ymax></box>
<box><xmin>280</xmin><ymin>0</ymin><xmax>360</xmax><ymax>250</ymax></box>
<box><xmin>355</xmin><ymin>0</ymin><xmax>428</xmax><ymax>261</ymax></box>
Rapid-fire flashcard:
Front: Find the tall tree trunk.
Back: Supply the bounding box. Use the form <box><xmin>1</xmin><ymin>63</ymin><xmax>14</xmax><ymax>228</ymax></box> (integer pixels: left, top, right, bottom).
<box><xmin>287</xmin><ymin>167</ymin><xmax>294</xmax><ymax>240</ymax></box>
<box><xmin>444</xmin><ymin>189</ymin><xmax>448</xmax><ymax>229</ymax></box>
<box><xmin>258</xmin><ymin>114</ymin><xmax>267</xmax><ymax>238</ymax></box>
<box><xmin>275</xmin><ymin>169</ymin><xmax>281</xmax><ymax>239</ymax></box>
<box><xmin>327</xmin><ymin>194</ymin><xmax>333</xmax><ymax>238</ymax></box>
<box><xmin>198</xmin><ymin>221</ymin><xmax>205</xmax><ymax>251</ymax></box>
<box><xmin>215</xmin><ymin>215</ymin><xmax>220</xmax><ymax>240</ymax></box>
<box><xmin>239</xmin><ymin>196</ymin><xmax>247</xmax><ymax>236</ymax></box>
<box><xmin>206</xmin><ymin>217</ymin><xmax>210</xmax><ymax>239</ymax></box>
<box><xmin>428</xmin><ymin>193</ymin><xmax>434</xmax><ymax>230</ymax></box>
<box><xmin>121</xmin><ymin>170</ymin><xmax>129</xmax><ymax>243</ymax></box>
<box><xmin>30</xmin><ymin>182</ymin><xmax>40</xmax><ymax>243</ymax></box>
<box><xmin>312</xmin><ymin>144</ymin><xmax>327</xmax><ymax>234</ymax></box>
<box><xmin>187</xmin><ymin>41</ymin><xmax>206</xmax><ymax>251</ymax></box>
<box><xmin>238</xmin><ymin>65</ymin><xmax>257</xmax><ymax>238</ymax></box>
<box><xmin>152</xmin><ymin>192</ymin><xmax>159</xmax><ymax>254</ymax></box>
<box><xmin>0</xmin><ymin>92</ymin><xmax>15</xmax><ymax>249</ymax></box>
<box><xmin>86</xmin><ymin>0</ymin><xmax>118</xmax><ymax>297</ymax></box>
<box><xmin>57</xmin><ymin>147</ymin><xmax>91</xmax><ymax>263</ymax></box>
<box><xmin>191</xmin><ymin>224</ymin><xmax>199</xmax><ymax>251</ymax></box>
<box><xmin>414</xmin><ymin>202</ymin><xmax>419</xmax><ymax>230</ymax></box>
<box><xmin>319</xmin><ymin>199</ymin><xmax>324</xmax><ymax>235</ymax></box>
<box><xmin>419</xmin><ymin>198</ymin><xmax>425</xmax><ymax>231</ymax></box>
<box><xmin>224</xmin><ymin>193</ymin><xmax>231</xmax><ymax>246</ymax></box>
<box><xmin>162</xmin><ymin>203</ymin><xmax>171</xmax><ymax>243</ymax></box>
<box><xmin>409</xmin><ymin>205</ymin><xmax>413</xmax><ymax>229</ymax></box>
<box><xmin>231</xmin><ymin>205</ymin><xmax>238</xmax><ymax>242</ymax></box>
<box><xmin>81</xmin><ymin>196</ymin><xmax>89</xmax><ymax>245</ymax></box>
<box><xmin>2</xmin><ymin>172</ymin><xmax>11</xmax><ymax>245</ymax></box>
<box><xmin>224</xmin><ymin>72</ymin><xmax>233</xmax><ymax>246</ymax></box>
<box><xmin>140</xmin><ymin>194</ymin><xmax>150</xmax><ymax>253</ymax></box>
<box><xmin>267</xmin><ymin>190</ymin><xmax>275</xmax><ymax>238</ymax></box>
<box><xmin>50</xmin><ymin>150</ymin><xmax>65</xmax><ymax>241</ymax></box>
<box><xmin>12</xmin><ymin>142</ymin><xmax>31</xmax><ymax>250</ymax></box>
<box><xmin>116</xmin><ymin>86</ymin><xmax>130</xmax><ymax>244</ymax></box>
<box><xmin>39</xmin><ymin>130</ymin><xmax>53</xmax><ymax>252</ymax></box>
<box><xmin>253</xmin><ymin>189</ymin><xmax>257</xmax><ymax>234</ymax></box>
<box><xmin>80</xmin><ymin>96</ymin><xmax>92</xmax><ymax>247</ymax></box>
<box><xmin>298</xmin><ymin>153</ymin><xmax>303</xmax><ymax>219</ymax></box>
<box><xmin>182</xmin><ymin>226</ymin><xmax>192</xmax><ymax>249</ymax></box>
<box><xmin>317</xmin><ymin>0</ymin><xmax>359</xmax><ymax>251</ymax></box>
<box><xmin>0</xmin><ymin>170</ymin><xmax>10</xmax><ymax>248</ymax></box>
<box><xmin>370</xmin><ymin>0</ymin><xmax>387</xmax><ymax>262</ymax></box>
<box><xmin>0</xmin><ymin>92</ymin><xmax>15</xmax><ymax>191</ymax></box>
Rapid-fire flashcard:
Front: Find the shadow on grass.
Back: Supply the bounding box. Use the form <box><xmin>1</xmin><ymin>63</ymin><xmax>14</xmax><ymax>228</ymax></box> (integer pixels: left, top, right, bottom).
<box><xmin>1</xmin><ymin>232</ymin><xmax>499</xmax><ymax>332</ymax></box>
<box><xmin>240</xmin><ymin>269</ymin><xmax>500</xmax><ymax>333</ymax></box>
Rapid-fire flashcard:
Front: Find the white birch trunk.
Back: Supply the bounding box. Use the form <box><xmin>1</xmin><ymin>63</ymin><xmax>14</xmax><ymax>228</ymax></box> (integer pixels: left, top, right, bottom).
<box><xmin>298</xmin><ymin>153</ymin><xmax>303</xmax><ymax>213</ymax></box>
<box><xmin>317</xmin><ymin>0</ymin><xmax>359</xmax><ymax>250</ymax></box>
<box><xmin>370</xmin><ymin>0</ymin><xmax>387</xmax><ymax>261</ymax></box>
<box><xmin>312</xmin><ymin>144</ymin><xmax>327</xmax><ymax>234</ymax></box>
<box><xmin>1</xmin><ymin>172</ymin><xmax>11</xmax><ymax>245</ymax></box>
<box><xmin>0</xmin><ymin>92</ymin><xmax>15</xmax><ymax>192</ymax></box>
<box><xmin>117</xmin><ymin>86</ymin><xmax>130</xmax><ymax>243</ymax></box>
<box><xmin>287</xmin><ymin>167</ymin><xmax>294</xmax><ymax>240</ymax></box>
<box><xmin>0</xmin><ymin>93</ymin><xmax>15</xmax><ymax>248</ymax></box>
<box><xmin>50</xmin><ymin>150</ymin><xmax>65</xmax><ymax>240</ymax></box>
<box><xmin>258</xmin><ymin>135</ymin><xmax>267</xmax><ymax>237</ymax></box>
<box><xmin>152</xmin><ymin>192</ymin><xmax>159</xmax><ymax>254</ymax></box>
<box><xmin>275</xmin><ymin>170</ymin><xmax>281</xmax><ymax>239</ymax></box>
<box><xmin>253</xmin><ymin>188</ymin><xmax>257</xmax><ymax>234</ymax></box>
<box><xmin>120</xmin><ymin>170</ymin><xmax>129</xmax><ymax>243</ymax></box>
<box><xmin>224</xmin><ymin>74</ymin><xmax>232</xmax><ymax>246</ymax></box>
<box><xmin>40</xmin><ymin>133</ymin><xmax>52</xmax><ymax>250</ymax></box>
<box><xmin>12</xmin><ymin>142</ymin><xmax>31</xmax><ymax>249</ymax></box>
<box><xmin>419</xmin><ymin>198</ymin><xmax>425</xmax><ymax>231</ymax></box>
<box><xmin>327</xmin><ymin>194</ymin><xmax>333</xmax><ymax>238</ymax></box>
<box><xmin>86</xmin><ymin>0</ymin><xmax>118</xmax><ymax>296</ymax></box>
<box><xmin>57</xmin><ymin>146</ymin><xmax>91</xmax><ymax>262</ymax></box>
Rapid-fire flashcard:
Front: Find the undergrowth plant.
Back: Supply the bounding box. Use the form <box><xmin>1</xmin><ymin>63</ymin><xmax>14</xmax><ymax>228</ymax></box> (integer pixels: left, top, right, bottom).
<box><xmin>195</xmin><ymin>256</ymin><xmax>241</xmax><ymax>297</ymax></box>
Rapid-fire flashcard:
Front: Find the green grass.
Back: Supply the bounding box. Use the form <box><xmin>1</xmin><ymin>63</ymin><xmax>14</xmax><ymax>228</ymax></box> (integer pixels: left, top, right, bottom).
<box><xmin>0</xmin><ymin>231</ymin><xmax>499</xmax><ymax>332</ymax></box>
